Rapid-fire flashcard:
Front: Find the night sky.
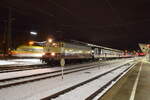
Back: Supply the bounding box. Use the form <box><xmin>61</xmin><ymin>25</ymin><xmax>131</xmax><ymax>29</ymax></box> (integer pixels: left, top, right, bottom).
<box><xmin>0</xmin><ymin>0</ymin><xmax>150</xmax><ymax>50</ymax></box>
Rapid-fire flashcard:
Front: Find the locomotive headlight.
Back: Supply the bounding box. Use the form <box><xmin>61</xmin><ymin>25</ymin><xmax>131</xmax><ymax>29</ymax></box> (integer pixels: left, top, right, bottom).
<box><xmin>91</xmin><ymin>50</ymin><xmax>94</xmax><ymax>53</ymax></box>
<box><xmin>42</xmin><ymin>53</ymin><xmax>45</xmax><ymax>56</ymax></box>
<box><xmin>51</xmin><ymin>52</ymin><xmax>55</xmax><ymax>56</ymax></box>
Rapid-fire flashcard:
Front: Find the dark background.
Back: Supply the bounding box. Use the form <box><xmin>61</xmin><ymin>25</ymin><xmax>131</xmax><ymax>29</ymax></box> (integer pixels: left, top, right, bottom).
<box><xmin>0</xmin><ymin>0</ymin><xmax>150</xmax><ymax>50</ymax></box>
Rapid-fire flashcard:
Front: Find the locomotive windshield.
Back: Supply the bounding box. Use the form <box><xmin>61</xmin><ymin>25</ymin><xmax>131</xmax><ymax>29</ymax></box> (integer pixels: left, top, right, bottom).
<box><xmin>45</xmin><ymin>42</ymin><xmax>62</xmax><ymax>48</ymax></box>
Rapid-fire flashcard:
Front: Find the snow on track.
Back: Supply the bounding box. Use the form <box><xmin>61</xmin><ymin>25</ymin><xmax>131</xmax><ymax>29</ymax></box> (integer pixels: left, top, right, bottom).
<box><xmin>0</xmin><ymin>59</ymin><xmax>136</xmax><ymax>100</ymax></box>
<box><xmin>52</xmin><ymin>63</ymin><xmax>136</xmax><ymax>100</ymax></box>
<box><xmin>0</xmin><ymin>59</ymin><xmax>43</xmax><ymax>66</ymax></box>
<box><xmin>0</xmin><ymin>59</ymin><xmax>130</xmax><ymax>80</ymax></box>
<box><xmin>0</xmin><ymin>67</ymin><xmax>64</xmax><ymax>80</ymax></box>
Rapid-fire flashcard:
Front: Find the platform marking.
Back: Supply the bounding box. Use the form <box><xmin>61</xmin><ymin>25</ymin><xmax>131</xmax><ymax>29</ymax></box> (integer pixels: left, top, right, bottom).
<box><xmin>129</xmin><ymin>62</ymin><xmax>143</xmax><ymax>100</ymax></box>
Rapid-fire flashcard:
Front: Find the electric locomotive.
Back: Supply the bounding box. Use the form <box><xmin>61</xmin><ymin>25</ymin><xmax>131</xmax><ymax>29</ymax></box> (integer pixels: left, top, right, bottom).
<box><xmin>41</xmin><ymin>41</ymin><xmax>93</xmax><ymax>64</ymax></box>
<box><xmin>11</xmin><ymin>45</ymin><xmax>44</xmax><ymax>58</ymax></box>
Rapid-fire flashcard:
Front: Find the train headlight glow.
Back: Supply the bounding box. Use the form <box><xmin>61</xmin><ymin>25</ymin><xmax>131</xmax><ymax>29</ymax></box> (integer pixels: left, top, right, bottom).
<box><xmin>51</xmin><ymin>52</ymin><xmax>55</xmax><ymax>56</ymax></box>
<box><xmin>42</xmin><ymin>53</ymin><xmax>45</xmax><ymax>56</ymax></box>
<box><xmin>52</xmin><ymin>43</ymin><xmax>56</xmax><ymax>46</ymax></box>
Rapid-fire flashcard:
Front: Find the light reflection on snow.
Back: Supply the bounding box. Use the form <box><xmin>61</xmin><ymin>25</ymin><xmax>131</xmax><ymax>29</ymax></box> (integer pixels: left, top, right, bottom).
<box><xmin>0</xmin><ymin>58</ymin><xmax>138</xmax><ymax>100</ymax></box>
<box><xmin>0</xmin><ymin>59</ymin><xmax>42</xmax><ymax>66</ymax></box>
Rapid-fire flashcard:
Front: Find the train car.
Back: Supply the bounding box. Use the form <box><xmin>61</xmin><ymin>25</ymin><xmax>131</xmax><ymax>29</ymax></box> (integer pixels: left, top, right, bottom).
<box><xmin>11</xmin><ymin>45</ymin><xmax>44</xmax><ymax>58</ymax></box>
<box><xmin>87</xmin><ymin>43</ymin><xmax>124</xmax><ymax>59</ymax></box>
<box><xmin>94</xmin><ymin>47</ymin><xmax>124</xmax><ymax>59</ymax></box>
<box><xmin>41</xmin><ymin>40</ymin><xmax>133</xmax><ymax>65</ymax></box>
<box><xmin>41</xmin><ymin>41</ymin><xmax>93</xmax><ymax>64</ymax></box>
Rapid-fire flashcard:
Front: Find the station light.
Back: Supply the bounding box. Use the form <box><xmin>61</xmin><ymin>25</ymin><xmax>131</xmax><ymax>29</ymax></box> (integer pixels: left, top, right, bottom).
<box><xmin>30</xmin><ymin>32</ymin><xmax>38</xmax><ymax>35</ymax></box>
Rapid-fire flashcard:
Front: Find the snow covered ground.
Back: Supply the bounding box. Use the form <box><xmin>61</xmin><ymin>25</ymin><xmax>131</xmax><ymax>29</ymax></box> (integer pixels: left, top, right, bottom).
<box><xmin>0</xmin><ymin>58</ymin><xmax>134</xmax><ymax>80</ymax></box>
<box><xmin>0</xmin><ymin>58</ymin><xmax>138</xmax><ymax>100</ymax></box>
<box><xmin>0</xmin><ymin>59</ymin><xmax>43</xmax><ymax>66</ymax></box>
<box><xmin>53</xmin><ymin>63</ymin><xmax>136</xmax><ymax>100</ymax></box>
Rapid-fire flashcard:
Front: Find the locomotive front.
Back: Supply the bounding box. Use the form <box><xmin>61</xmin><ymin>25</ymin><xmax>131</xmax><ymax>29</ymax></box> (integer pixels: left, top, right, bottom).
<box><xmin>42</xmin><ymin>41</ymin><xmax>63</xmax><ymax>61</ymax></box>
<box><xmin>41</xmin><ymin>41</ymin><xmax>93</xmax><ymax>65</ymax></box>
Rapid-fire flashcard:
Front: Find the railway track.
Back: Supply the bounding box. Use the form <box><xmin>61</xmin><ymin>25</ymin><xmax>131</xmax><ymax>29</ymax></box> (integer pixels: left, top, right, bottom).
<box><xmin>0</xmin><ymin>60</ymin><xmax>101</xmax><ymax>73</ymax></box>
<box><xmin>0</xmin><ymin>63</ymin><xmax>109</xmax><ymax>89</ymax></box>
<box><xmin>0</xmin><ymin>64</ymin><xmax>48</xmax><ymax>73</ymax></box>
<box><xmin>0</xmin><ymin>60</ymin><xmax>129</xmax><ymax>89</ymax></box>
<box><xmin>0</xmin><ymin>58</ymin><xmax>132</xmax><ymax>73</ymax></box>
<box><xmin>41</xmin><ymin>62</ymin><xmax>137</xmax><ymax>100</ymax></box>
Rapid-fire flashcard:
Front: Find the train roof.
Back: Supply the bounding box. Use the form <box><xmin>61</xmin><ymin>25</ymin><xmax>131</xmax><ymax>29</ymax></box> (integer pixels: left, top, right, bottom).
<box><xmin>68</xmin><ymin>40</ymin><xmax>123</xmax><ymax>52</ymax></box>
<box><xmin>87</xmin><ymin>44</ymin><xmax>123</xmax><ymax>52</ymax></box>
<box><xmin>47</xmin><ymin>39</ymin><xmax>123</xmax><ymax>52</ymax></box>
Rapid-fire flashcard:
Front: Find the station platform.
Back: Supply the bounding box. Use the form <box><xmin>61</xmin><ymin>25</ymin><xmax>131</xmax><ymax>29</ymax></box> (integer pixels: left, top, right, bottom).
<box><xmin>100</xmin><ymin>61</ymin><xmax>150</xmax><ymax>100</ymax></box>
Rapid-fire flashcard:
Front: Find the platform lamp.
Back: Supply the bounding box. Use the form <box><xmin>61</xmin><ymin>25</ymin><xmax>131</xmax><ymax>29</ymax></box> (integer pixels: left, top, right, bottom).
<box><xmin>30</xmin><ymin>31</ymin><xmax>38</xmax><ymax>36</ymax></box>
<box><xmin>48</xmin><ymin>38</ymin><xmax>53</xmax><ymax>43</ymax></box>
